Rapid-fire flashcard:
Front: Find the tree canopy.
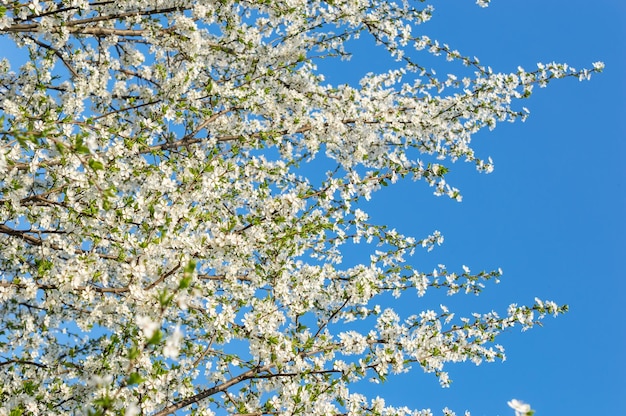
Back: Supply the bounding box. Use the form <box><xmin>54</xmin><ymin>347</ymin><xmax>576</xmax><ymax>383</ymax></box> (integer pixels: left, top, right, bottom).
<box><xmin>0</xmin><ymin>1</ymin><xmax>602</xmax><ymax>415</ymax></box>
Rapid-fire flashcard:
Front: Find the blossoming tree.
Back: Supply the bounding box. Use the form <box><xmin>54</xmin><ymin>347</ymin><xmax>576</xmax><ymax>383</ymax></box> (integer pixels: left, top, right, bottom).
<box><xmin>0</xmin><ymin>0</ymin><xmax>602</xmax><ymax>415</ymax></box>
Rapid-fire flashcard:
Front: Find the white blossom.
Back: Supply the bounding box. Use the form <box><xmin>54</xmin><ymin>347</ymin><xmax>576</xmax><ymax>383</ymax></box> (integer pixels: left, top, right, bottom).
<box><xmin>0</xmin><ymin>1</ymin><xmax>598</xmax><ymax>415</ymax></box>
<box><xmin>137</xmin><ymin>315</ymin><xmax>159</xmax><ymax>339</ymax></box>
<box><xmin>163</xmin><ymin>326</ymin><xmax>184</xmax><ymax>359</ymax></box>
<box><xmin>508</xmin><ymin>399</ymin><xmax>534</xmax><ymax>416</ymax></box>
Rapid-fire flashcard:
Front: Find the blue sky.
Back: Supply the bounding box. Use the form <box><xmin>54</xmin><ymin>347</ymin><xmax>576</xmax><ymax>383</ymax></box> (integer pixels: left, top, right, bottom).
<box><xmin>314</xmin><ymin>1</ymin><xmax>625</xmax><ymax>414</ymax></box>
<box><xmin>1</xmin><ymin>1</ymin><xmax>623</xmax><ymax>415</ymax></box>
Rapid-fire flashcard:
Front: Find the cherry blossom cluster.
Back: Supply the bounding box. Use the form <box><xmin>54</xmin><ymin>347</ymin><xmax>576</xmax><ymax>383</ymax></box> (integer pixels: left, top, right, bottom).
<box><xmin>0</xmin><ymin>0</ymin><xmax>601</xmax><ymax>415</ymax></box>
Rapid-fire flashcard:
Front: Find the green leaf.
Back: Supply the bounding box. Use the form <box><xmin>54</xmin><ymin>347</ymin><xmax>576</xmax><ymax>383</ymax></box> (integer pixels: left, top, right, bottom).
<box><xmin>22</xmin><ymin>380</ymin><xmax>37</xmax><ymax>395</ymax></box>
<box><xmin>88</xmin><ymin>159</ymin><xmax>104</xmax><ymax>171</ymax></box>
<box><xmin>35</xmin><ymin>258</ymin><xmax>53</xmax><ymax>276</ymax></box>
<box><xmin>75</xmin><ymin>137</ymin><xmax>90</xmax><ymax>154</ymax></box>
<box><xmin>178</xmin><ymin>274</ymin><xmax>192</xmax><ymax>290</ymax></box>
<box><xmin>157</xmin><ymin>289</ymin><xmax>174</xmax><ymax>307</ymax></box>
<box><xmin>54</xmin><ymin>141</ymin><xmax>66</xmax><ymax>155</ymax></box>
<box><xmin>147</xmin><ymin>329</ymin><xmax>162</xmax><ymax>346</ymax></box>
<box><xmin>93</xmin><ymin>394</ymin><xmax>113</xmax><ymax>410</ymax></box>
<box><xmin>9</xmin><ymin>406</ymin><xmax>24</xmax><ymax>416</ymax></box>
<box><xmin>126</xmin><ymin>372</ymin><xmax>144</xmax><ymax>386</ymax></box>
<box><xmin>128</xmin><ymin>345</ymin><xmax>140</xmax><ymax>360</ymax></box>
<box><xmin>183</xmin><ymin>260</ymin><xmax>196</xmax><ymax>276</ymax></box>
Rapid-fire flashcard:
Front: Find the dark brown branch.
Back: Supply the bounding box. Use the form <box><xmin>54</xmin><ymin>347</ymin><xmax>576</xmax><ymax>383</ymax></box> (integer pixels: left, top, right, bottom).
<box><xmin>153</xmin><ymin>364</ymin><xmax>271</xmax><ymax>416</ymax></box>
<box><xmin>2</xmin><ymin>7</ymin><xmax>185</xmax><ymax>34</ymax></box>
<box><xmin>92</xmin><ymin>99</ymin><xmax>161</xmax><ymax>121</ymax></box>
<box><xmin>0</xmin><ymin>281</ymin><xmax>130</xmax><ymax>294</ymax></box>
<box><xmin>26</xmin><ymin>37</ymin><xmax>79</xmax><ymax>78</ymax></box>
<box><xmin>198</xmin><ymin>274</ymin><xmax>252</xmax><ymax>283</ymax></box>
<box><xmin>0</xmin><ymin>223</ymin><xmax>124</xmax><ymax>261</ymax></box>
<box><xmin>312</xmin><ymin>297</ymin><xmax>350</xmax><ymax>340</ymax></box>
<box><xmin>0</xmin><ymin>359</ymin><xmax>48</xmax><ymax>369</ymax></box>
<box><xmin>149</xmin><ymin>108</ymin><xmax>238</xmax><ymax>152</ymax></box>
<box><xmin>144</xmin><ymin>262</ymin><xmax>181</xmax><ymax>291</ymax></box>
<box><xmin>0</xmin><ymin>224</ymin><xmax>45</xmax><ymax>246</ymax></box>
<box><xmin>77</xmin><ymin>7</ymin><xmax>183</xmax><ymax>26</ymax></box>
<box><xmin>154</xmin><ymin>341</ymin><xmax>344</xmax><ymax>415</ymax></box>
<box><xmin>12</xmin><ymin>1</ymin><xmax>115</xmax><ymax>22</ymax></box>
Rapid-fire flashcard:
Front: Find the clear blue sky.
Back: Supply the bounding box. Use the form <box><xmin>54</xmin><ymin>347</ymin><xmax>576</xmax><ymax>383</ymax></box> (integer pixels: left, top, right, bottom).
<box><xmin>1</xmin><ymin>1</ymin><xmax>623</xmax><ymax>415</ymax></box>
<box><xmin>315</xmin><ymin>1</ymin><xmax>625</xmax><ymax>415</ymax></box>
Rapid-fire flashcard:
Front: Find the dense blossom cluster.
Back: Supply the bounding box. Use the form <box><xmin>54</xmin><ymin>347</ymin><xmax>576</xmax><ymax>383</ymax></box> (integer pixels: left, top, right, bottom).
<box><xmin>0</xmin><ymin>0</ymin><xmax>601</xmax><ymax>415</ymax></box>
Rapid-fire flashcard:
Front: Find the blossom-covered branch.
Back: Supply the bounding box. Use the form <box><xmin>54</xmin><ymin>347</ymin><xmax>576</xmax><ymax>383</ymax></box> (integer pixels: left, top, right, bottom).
<box><xmin>0</xmin><ymin>0</ymin><xmax>601</xmax><ymax>415</ymax></box>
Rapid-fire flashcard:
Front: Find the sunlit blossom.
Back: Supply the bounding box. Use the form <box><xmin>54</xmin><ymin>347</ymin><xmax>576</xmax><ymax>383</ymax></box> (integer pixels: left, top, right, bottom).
<box><xmin>508</xmin><ymin>399</ymin><xmax>533</xmax><ymax>416</ymax></box>
<box><xmin>0</xmin><ymin>0</ymin><xmax>598</xmax><ymax>414</ymax></box>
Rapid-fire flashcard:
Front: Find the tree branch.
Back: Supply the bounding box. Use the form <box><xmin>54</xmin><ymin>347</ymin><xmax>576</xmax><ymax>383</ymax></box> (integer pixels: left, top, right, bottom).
<box><xmin>153</xmin><ymin>365</ymin><xmax>271</xmax><ymax>416</ymax></box>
